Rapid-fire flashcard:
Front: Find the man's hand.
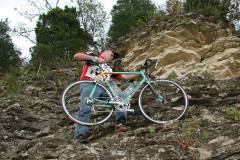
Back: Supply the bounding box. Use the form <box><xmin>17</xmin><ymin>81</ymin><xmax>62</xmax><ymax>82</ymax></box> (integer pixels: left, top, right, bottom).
<box><xmin>98</xmin><ymin>57</ymin><xmax>105</xmax><ymax>63</ymax></box>
<box><xmin>91</xmin><ymin>56</ymin><xmax>105</xmax><ymax>64</ymax></box>
<box><xmin>146</xmin><ymin>68</ymin><xmax>151</xmax><ymax>75</ymax></box>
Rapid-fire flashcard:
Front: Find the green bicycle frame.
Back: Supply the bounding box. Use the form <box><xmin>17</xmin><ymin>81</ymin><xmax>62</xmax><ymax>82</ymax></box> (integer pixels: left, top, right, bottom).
<box><xmin>88</xmin><ymin>71</ymin><xmax>163</xmax><ymax>102</ymax></box>
<box><xmin>106</xmin><ymin>71</ymin><xmax>147</xmax><ymax>100</ymax></box>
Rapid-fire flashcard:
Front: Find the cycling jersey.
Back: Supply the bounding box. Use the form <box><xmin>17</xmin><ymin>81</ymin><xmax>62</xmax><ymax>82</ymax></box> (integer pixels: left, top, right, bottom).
<box><xmin>80</xmin><ymin>60</ymin><xmax>122</xmax><ymax>81</ymax></box>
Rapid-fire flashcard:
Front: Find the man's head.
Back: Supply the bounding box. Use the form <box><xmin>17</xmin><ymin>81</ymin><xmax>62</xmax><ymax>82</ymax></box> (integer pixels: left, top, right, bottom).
<box><xmin>99</xmin><ymin>49</ymin><xmax>114</xmax><ymax>63</ymax></box>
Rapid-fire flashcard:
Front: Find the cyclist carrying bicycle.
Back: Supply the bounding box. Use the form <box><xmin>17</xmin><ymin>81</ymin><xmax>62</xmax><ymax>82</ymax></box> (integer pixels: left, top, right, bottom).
<box><xmin>73</xmin><ymin>49</ymin><xmax>139</xmax><ymax>143</ymax></box>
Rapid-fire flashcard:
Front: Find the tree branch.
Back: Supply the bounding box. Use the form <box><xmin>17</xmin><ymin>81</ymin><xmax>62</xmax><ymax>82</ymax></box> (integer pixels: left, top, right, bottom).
<box><xmin>45</xmin><ymin>0</ymin><xmax>53</xmax><ymax>10</ymax></box>
<box><xmin>56</xmin><ymin>0</ymin><xmax>60</xmax><ymax>7</ymax></box>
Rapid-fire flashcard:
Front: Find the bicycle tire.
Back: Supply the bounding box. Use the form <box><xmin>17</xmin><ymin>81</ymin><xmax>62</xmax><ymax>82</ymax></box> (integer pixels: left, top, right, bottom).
<box><xmin>138</xmin><ymin>79</ymin><xmax>188</xmax><ymax>124</ymax></box>
<box><xmin>61</xmin><ymin>81</ymin><xmax>113</xmax><ymax>126</ymax></box>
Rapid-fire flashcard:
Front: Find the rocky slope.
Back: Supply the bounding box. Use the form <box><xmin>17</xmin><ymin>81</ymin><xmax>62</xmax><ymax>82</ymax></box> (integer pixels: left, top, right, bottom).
<box><xmin>1</xmin><ymin>15</ymin><xmax>240</xmax><ymax>160</ymax></box>
<box><xmin>0</xmin><ymin>67</ymin><xmax>240</xmax><ymax>160</ymax></box>
<box><xmin>115</xmin><ymin>14</ymin><xmax>240</xmax><ymax>80</ymax></box>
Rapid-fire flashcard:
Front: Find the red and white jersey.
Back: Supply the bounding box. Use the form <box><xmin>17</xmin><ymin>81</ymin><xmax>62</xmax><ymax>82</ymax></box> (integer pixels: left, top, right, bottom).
<box><xmin>80</xmin><ymin>61</ymin><xmax>113</xmax><ymax>81</ymax></box>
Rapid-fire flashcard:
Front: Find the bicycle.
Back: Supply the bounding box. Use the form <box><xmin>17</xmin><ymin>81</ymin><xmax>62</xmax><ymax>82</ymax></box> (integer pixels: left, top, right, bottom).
<box><xmin>61</xmin><ymin>59</ymin><xmax>188</xmax><ymax>126</ymax></box>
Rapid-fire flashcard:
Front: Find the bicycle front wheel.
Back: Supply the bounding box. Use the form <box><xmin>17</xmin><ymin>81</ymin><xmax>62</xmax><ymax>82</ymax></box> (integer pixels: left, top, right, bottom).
<box><xmin>139</xmin><ymin>79</ymin><xmax>188</xmax><ymax>124</ymax></box>
<box><xmin>61</xmin><ymin>81</ymin><xmax>113</xmax><ymax>126</ymax></box>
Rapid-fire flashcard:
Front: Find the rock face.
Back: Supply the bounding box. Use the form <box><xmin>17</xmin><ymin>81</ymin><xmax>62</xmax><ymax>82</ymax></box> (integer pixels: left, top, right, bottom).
<box><xmin>115</xmin><ymin>14</ymin><xmax>240</xmax><ymax>80</ymax></box>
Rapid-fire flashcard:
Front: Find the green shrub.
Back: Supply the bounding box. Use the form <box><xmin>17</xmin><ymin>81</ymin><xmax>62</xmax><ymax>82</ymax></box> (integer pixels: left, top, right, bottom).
<box><xmin>3</xmin><ymin>67</ymin><xmax>23</xmax><ymax>95</ymax></box>
<box><xmin>183</xmin><ymin>0</ymin><xmax>229</xmax><ymax>21</ymax></box>
<box><xmin>201</xmin><ymin>71</ymin><xmax>215</xmax><ymax>80</ymax></box>
<box><xmin>148</xmin><ymin>126</ymin><xmax>156</xmax><ymax>134</ymax></box>
<box><xmin>167</xmin><ymin>70</ymin><xmax>178</xmax><ymax>80</ymax></box>
<box><xmin>108</xmin><ymin>0</ymin><xmax>161</xmax><ymax>42</ymax></box>
<box><xmin>224</xmin><ymin>107</ymin><xmax>240</xmax><ymax>121</ymax></box>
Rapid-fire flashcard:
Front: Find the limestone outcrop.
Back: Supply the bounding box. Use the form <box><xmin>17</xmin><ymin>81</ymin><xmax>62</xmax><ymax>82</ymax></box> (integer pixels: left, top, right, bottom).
<box><xmin>115</xmin><ymin>14</ymin><xmax>240</xmax><ymax>80</ymax></box>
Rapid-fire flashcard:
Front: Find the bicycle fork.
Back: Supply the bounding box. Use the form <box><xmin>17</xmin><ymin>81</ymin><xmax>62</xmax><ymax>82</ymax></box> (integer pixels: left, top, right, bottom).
<box><xmin>147</xmin><ymin>83</ymin><xmax>165</xmax><ymax>103</ymax></box>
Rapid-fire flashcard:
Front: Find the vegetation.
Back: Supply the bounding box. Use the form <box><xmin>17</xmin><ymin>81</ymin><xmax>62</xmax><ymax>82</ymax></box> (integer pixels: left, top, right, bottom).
<box><xmin>30</xmin><ymin>6</ymin><xmax>92</xmax><ymax>69</ymax></box>
<box><xmin>3</xmin><ymin>67</ymin><xmax>23</xmax><ymax>95</ymax></box>
<box><xmin>148</xmin><ymin>126</ymin><xmax>157</xmax><ymax>134</ymax></box>
<box><xmin>180</xmin><ymin>118</ymin><xmax>210</xmax><ymax>146</ymax></box>
<box><xmin>224</xmin><ymin>107</ymin><xmax>240</xmax><ymax>121</ymax></box>
<box><xmin>0</xmin><ymin>19</ymin><xmax>21</xmax><ymax>73</ymax></box>
<box><xmin>183</xmin><ymin>0</ymin><xmax>240</xmax><ymax>21</ymax></box>
<box><xmin>166</xmin><ymin>0</ymin><xmax>183</xmax><ymax>15</ymax></box>
<box><xmin>201</xmin><ymin>71</ymin><xmax>215</xmax><ymax>80</ymax></box>
<box><xmin>184</xmin><ymin>0</ymin><xmax>225</xmax><ymax>18</ymax></box>
<box><xmin>75</xmin><ymin>0</ymin><xmax>108</xmax><ymax>51</ymax></box>
<box><xmin>186</xmin><ymin>106</ymin><xmax>201</xmax><ymax>118</ymax></box>
<box><xmin>167</xmin><ymin>70</ymin><xmax>178</xmax><ymax>80</ymax></box>
<box><xmin>108</xmin><ymin>0</ymin><xmax>159</xmax><ymax>42</ymax></box>
<box><xmin>165</xmin><ymin>0</ymin><xmax>240</xmax><ymax>24</ymax></box>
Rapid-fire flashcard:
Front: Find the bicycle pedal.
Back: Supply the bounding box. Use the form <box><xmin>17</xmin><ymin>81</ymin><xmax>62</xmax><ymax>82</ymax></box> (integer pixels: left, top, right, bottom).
<box><xmin>127</xmin><ymin>109</ymin><xmax>134</xmax><ymax>112</ymax></box>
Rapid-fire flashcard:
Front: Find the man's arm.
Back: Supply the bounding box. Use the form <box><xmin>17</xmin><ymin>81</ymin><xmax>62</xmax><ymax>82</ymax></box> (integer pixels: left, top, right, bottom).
<box><xmin>74</xmin><ymin>52</ymin><xmax>97</xmax><ymax>62</ymax></box>
<box><xmin>74</xmin><ymin>52</ymin><xmax>104</xmax><ymax>63</ymax></box>
<box><xmin>119</xmin><ymin>68</ymin><xmax>151</xmax><ymax>80</ymax></box>
<box><xmin>121</xmin><ymin>74</ymin><xmax>139</xmax><ymax>80</ymax></box>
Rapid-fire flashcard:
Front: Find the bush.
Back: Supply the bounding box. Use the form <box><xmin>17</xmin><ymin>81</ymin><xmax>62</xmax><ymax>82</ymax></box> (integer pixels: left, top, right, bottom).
<box><xmin>0</xmin><ymin>19</ymin><xmax>21</xmax><ymax>73</ymax></box>
<box><xmin>31</xmin><ymin>6</ymin><xmax>92</xmax><ymax>69</ymax></box>
<box><xmin>183</xmin><ymin>0</ymin><xmax>230</xmax><ymax>21</ymax></box>
<box><xmin>3</xmin><ymin>67</ymin><xmax>23</xmax><ymax>95</ymax></box>
<box><xmin>108</xmin><ymin>0</ymin><xmax>160</xmax><ymax>42</ymax></box>
<box><xmin>201</xmin><ymin>71</ymin><xmax>215</xmax><ymax>80</ymax></box>
<box><xmin>167</xmin><ymin>70</ymin><xmax>178</xmax><ymax>80</ymax></box>
<box><xmin>224</xmin><ymin>107</ymin><xmax>240</xmax><ymax>121</ymax></box>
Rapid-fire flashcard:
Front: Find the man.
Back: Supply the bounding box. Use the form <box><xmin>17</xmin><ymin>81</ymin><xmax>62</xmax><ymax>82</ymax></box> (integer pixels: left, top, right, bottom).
<box><xmin>74</xmin><ymin>49</ymin><xmax>138</xmax><ymax>143</ymax></box>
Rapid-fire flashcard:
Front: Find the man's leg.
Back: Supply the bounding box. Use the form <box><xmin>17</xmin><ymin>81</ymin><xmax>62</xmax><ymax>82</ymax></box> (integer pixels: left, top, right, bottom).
<box><xmin>115</xmin><ymin>82</ymin><xmax>137</xmax><ymax>131</ymax></box>
<box><xmin>116</xmin><ymin>92</ymin><xmax>128</xmax><ymax>123</ymax></box>
<box><xmin>115</xmin><ymin>95</ymin><xmax>128</xmax><ymax>132</ymax></box>
<box><xmin>108</xmin><ymin>80</ymin><xmax>128</xmax><ymax>123</ymax></box>
<box><xmin>75</xmin><ymin>83</ymin><xmax>104</xmax><ymax>139</ymax></box>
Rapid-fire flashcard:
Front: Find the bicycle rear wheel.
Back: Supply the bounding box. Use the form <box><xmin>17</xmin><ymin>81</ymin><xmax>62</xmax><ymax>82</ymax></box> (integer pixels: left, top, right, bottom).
<box><xmin>139</xmin><ymin>79</ymin><xmax>188</xmax><ymax>124</ymax></box>
<box><xmin>61</xmin><ymin>81</ymin><xmax>113</xmax><ymax>126</ymax></box>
